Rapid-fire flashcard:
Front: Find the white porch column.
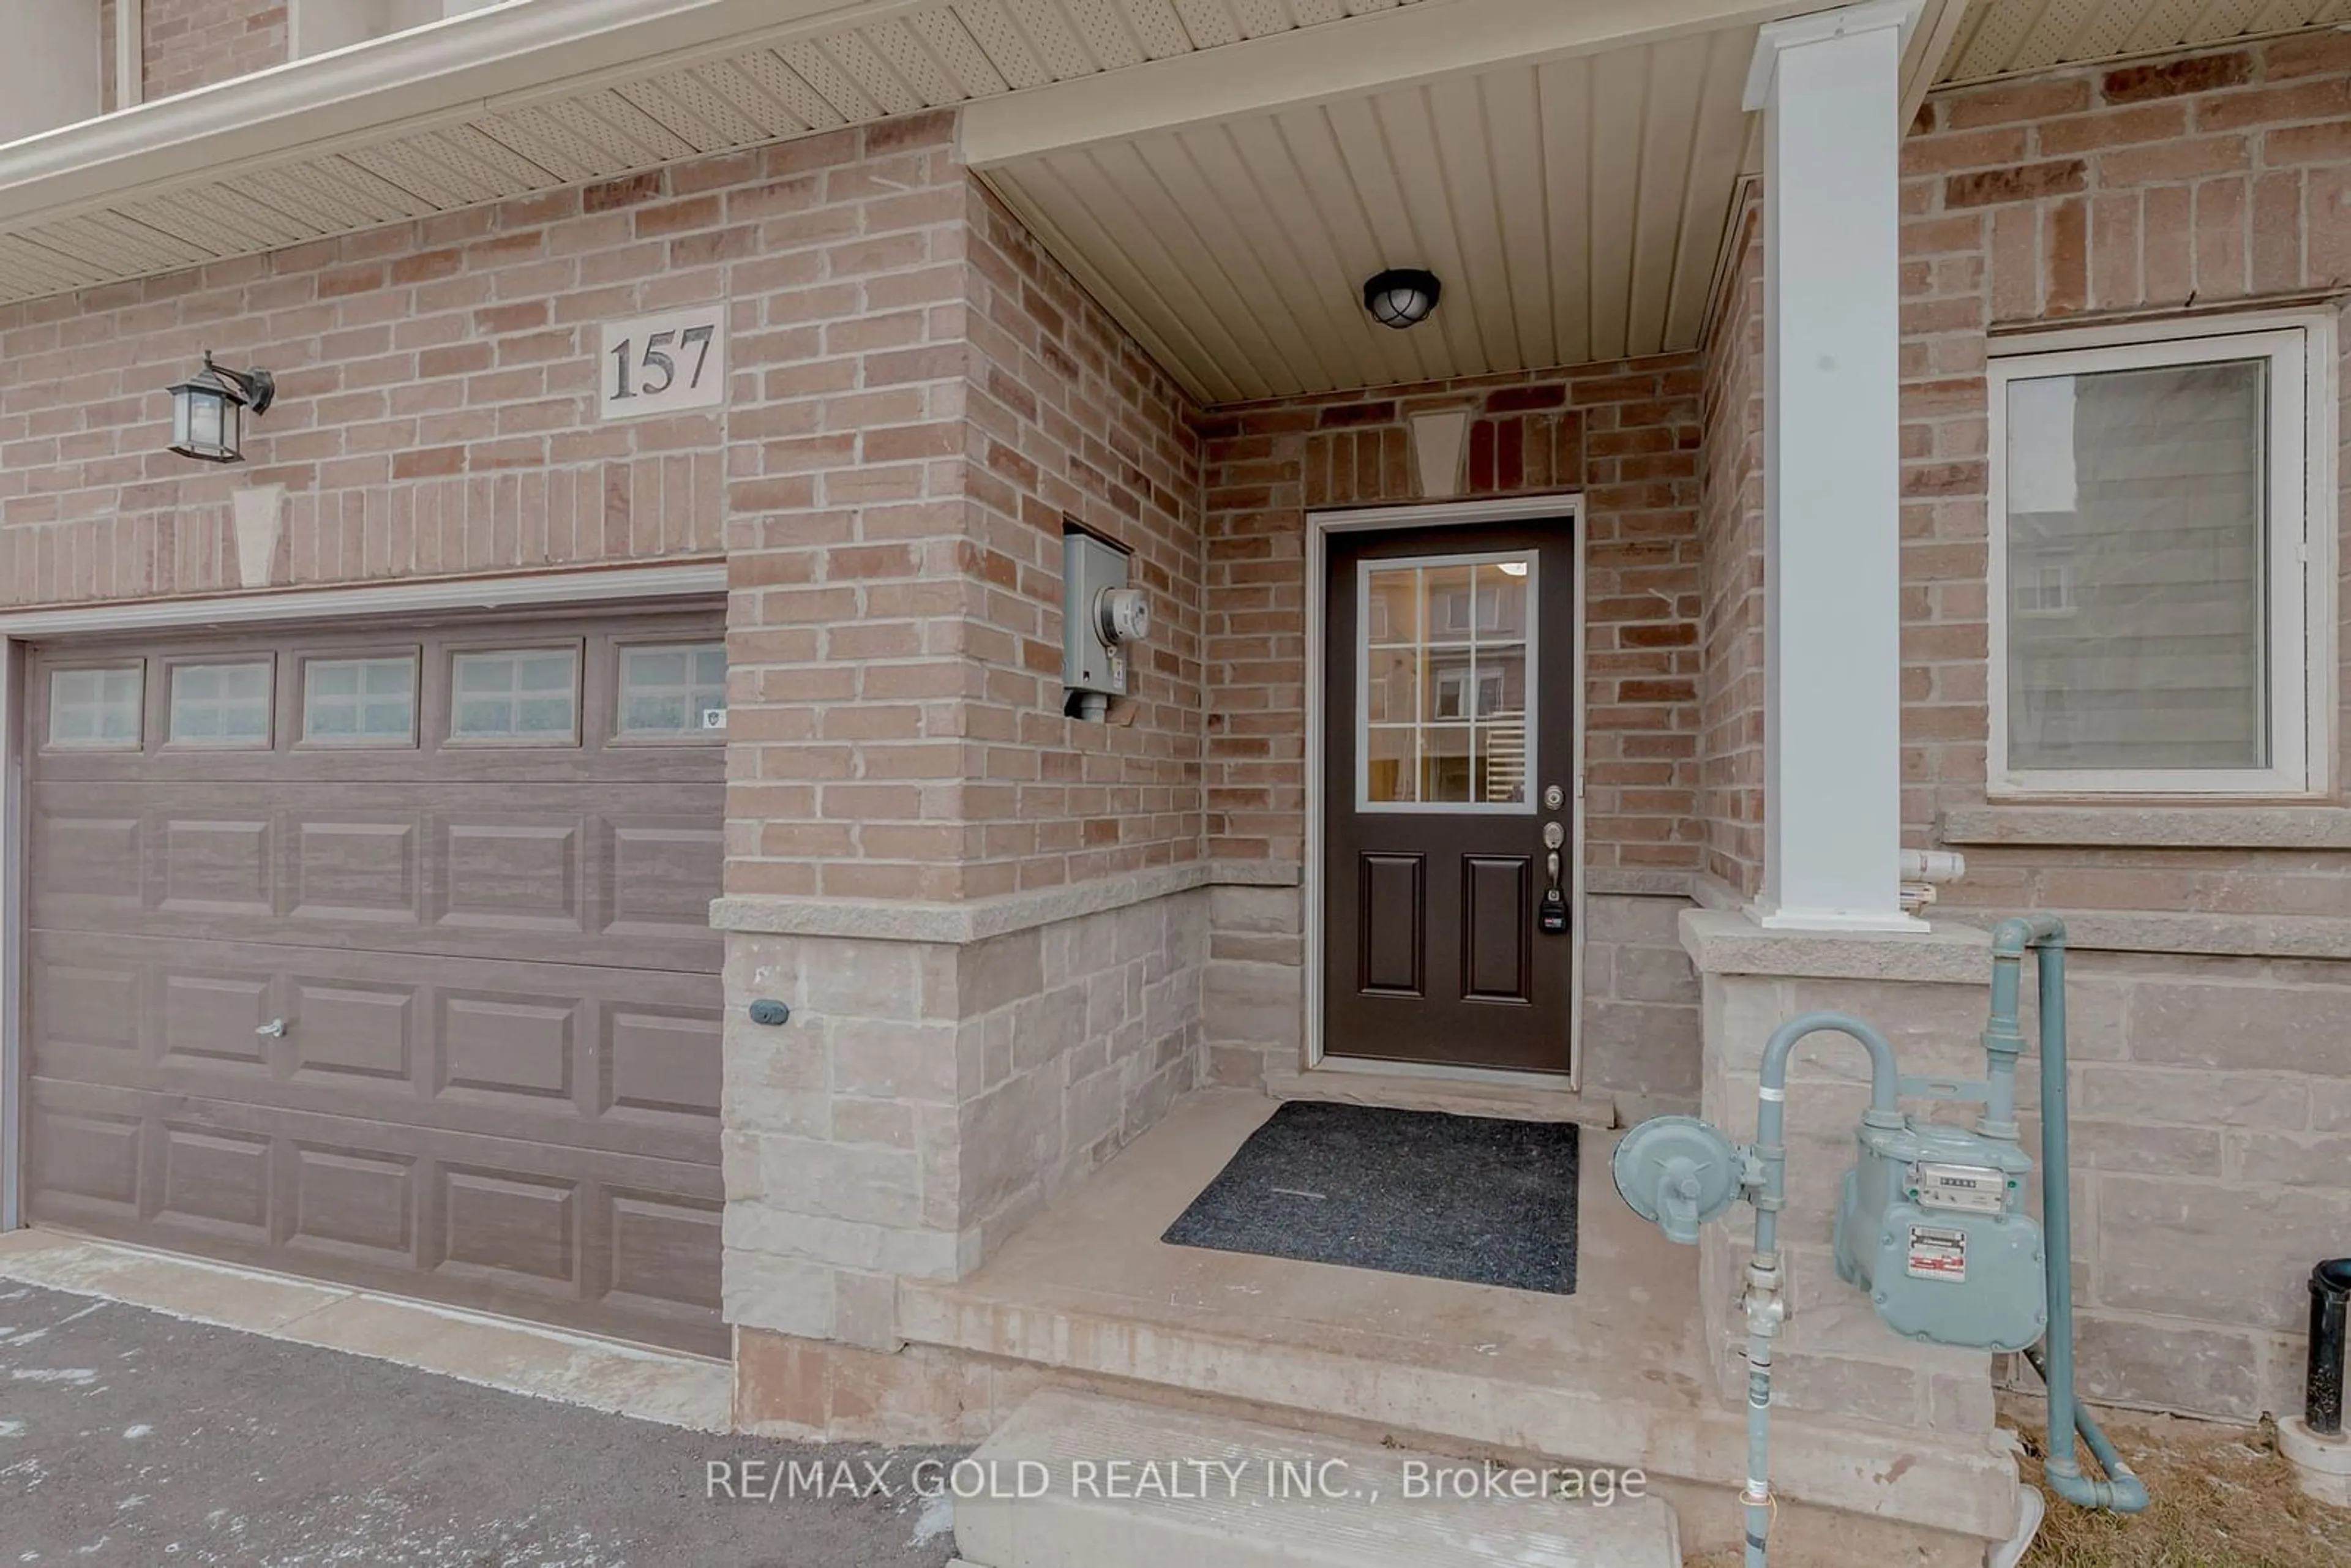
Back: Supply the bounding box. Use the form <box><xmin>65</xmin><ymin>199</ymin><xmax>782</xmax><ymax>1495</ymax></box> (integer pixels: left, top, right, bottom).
<box><xmin>1746</xmin><ymin>0</ymin><xmax>1924</xmax><ymax>932</ymax></box>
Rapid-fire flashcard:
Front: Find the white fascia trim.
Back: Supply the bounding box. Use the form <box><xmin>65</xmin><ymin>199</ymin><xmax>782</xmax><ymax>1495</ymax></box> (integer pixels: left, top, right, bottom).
<box><xmin>1744</xmin><ymin>0</ymin><xmax>1925</xmax><ymax>111</ymax></box>
<box><xmin>959</xmin><ymin>0</ymin><xmax>1807</xmax><ymax>168</ymax></box>
<box><xmin>0</xmin><ymin>561</ymin><xmax>726</xmax><ymax>637</ymax></box>
<box><xmin>0</xmin><ymin>0</ymin><xmax>927</xmax><ymax>226</ymax></box>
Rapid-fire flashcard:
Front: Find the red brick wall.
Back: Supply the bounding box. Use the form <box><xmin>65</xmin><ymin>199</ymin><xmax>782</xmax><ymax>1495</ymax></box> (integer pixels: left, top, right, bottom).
<box><xmin>958</xmin><ymin>185</ymin><xmax>1205</xmax><ymax>897</ymax></box>
<box><xmin>1201</xmin><ymin>362</ymin><xmax>1704</xmax><ymax>877</ymax></box>
<box><xmin>1896</xmin><ymin>34</ymin><xmax>2351</xmax><ymax>918</ymax></box>
<box><xmin>138</xmin><ymin>0</ymin><xmax>287</xmax><ymax>100</ymax></box>
<box><xmin>1698</xmin><ymin>192</ymin><xmax>1765</xmax><ymax>898</ymax></box>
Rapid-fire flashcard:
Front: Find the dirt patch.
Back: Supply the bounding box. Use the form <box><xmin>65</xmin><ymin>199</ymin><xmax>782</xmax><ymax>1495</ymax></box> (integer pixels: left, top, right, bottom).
<box><xmin>1687</xmin><ymin>1415</ymin><xmax>2351</xmax><ymax>1568</ymax></box>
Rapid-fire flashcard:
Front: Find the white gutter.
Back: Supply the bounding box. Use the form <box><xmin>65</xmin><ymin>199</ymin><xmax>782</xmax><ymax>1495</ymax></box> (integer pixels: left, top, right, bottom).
<box><xmin>0</xmin><ymin>0</ymin><xmax>925</xmax><ymax>226</ymax></box>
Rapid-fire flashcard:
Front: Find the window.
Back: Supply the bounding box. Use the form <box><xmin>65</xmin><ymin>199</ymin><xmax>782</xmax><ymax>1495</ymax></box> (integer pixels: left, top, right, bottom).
<box><xmin>167</xmin><ymin>661</ymin><xmax>272</xmax><ymax>748</ymax></box>
<box><xmin>1359</xmin><ymin>555</ymin><xmax>1534</xmax><ymax>809</ymax></box>
<box><xmin>615</xmin><ymin>642</ymin><xmax>727</xmax><ymax>738</ymax></box>
<box><xmin>449</xmin><ymin>648</ymin><xmax>579</xmax><ymax>743</ymax></box>
<box><xmin>47</xmin><ymin>665</ymin><xmax>142</xmax><ymax>749</ymax></box>
<box><xmin>1989</xmin><ymin>318</ymin><xmax>2333</xmax><ymax>796</ymax></box>
<box><xmin>303</xmin><ymin>656</ymin><xmax>418</xmax><ymax>745</ymax></box>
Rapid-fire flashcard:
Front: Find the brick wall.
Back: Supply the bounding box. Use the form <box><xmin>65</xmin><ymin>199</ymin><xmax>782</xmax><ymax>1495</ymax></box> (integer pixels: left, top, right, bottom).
<box><xmin>0</xmin><ymin>166</ymin><xmax>727</xmax><ymax>602</ymax></box>
<box><xmin>1698</xmin><ymin>192</ymin><xmax>1765</xmax><ymax>898</ymax></box>
<box><xmin>1201</xmin><ymin>362</ymin><xmax>1706</xmax><ymax>874</ymax></box>
<box><xmin>137</xmin><ymin>0</ymin><xmax>286</xmax><ymax>100</ymax></box>
<box><xmin>1896</xmin><ymin>33</ymin><xmax>2351</xmax><ymax>921</ymax></box>
<box><xmin>957</xmin><ymin>186</ymin><xmax>1205</xmax><ymax>897</ymax></box>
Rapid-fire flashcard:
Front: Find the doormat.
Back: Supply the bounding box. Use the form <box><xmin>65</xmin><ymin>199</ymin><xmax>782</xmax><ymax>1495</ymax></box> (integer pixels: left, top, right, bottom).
<box><xmin>1161</xmin><ymin>1100</ymin><xmax>1578</xmax><ymax>1294</ymax></box>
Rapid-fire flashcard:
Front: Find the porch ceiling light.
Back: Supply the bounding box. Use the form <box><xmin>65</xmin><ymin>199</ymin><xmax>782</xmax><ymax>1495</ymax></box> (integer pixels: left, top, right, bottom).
<box><xmin>167</xmin><ymin>351</ymin><xmax>275</xmax><ymax>463</ymax></box>
<box><xmin>1362</xmin><ymin>268</ymin><xmax>1441</xmax><ymax>329</ymax></box>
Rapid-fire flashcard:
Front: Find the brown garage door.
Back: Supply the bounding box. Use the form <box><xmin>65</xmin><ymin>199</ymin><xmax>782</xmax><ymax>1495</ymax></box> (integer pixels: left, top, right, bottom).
<box><xmin>20</xmin><ymin>606</ymin><xmax>728</xmax><ymax>1355</ymax></box>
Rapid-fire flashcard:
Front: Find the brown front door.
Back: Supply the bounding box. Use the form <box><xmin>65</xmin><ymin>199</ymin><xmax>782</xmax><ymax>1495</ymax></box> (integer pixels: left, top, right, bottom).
<box><xmin>1323</xmin><ymin>520</ymin><xmax>1575</xmax><ymax>1073</ymax></box>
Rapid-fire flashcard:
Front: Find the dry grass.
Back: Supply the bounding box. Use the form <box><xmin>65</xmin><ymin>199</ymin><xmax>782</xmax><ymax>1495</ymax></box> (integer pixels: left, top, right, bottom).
<box><xmin>1684</xmin><ymin>1414</ymin><xmax>2351</xmax><ymax>1568</ymax></box>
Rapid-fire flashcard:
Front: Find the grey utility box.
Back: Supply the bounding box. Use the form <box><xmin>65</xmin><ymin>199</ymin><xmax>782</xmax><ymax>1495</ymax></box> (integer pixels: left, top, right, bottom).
<box><xmin>1062</xmin><ymin>523</ymin><xmax>1150</xmax><ymax>720</ymax></box>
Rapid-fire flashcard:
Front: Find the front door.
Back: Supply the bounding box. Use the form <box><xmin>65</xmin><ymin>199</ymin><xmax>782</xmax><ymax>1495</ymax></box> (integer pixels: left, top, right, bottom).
<box><xmin>1322</xmin><ymin>520</ymin><xmax>1576</xmax><ymax>1073</ymax></box>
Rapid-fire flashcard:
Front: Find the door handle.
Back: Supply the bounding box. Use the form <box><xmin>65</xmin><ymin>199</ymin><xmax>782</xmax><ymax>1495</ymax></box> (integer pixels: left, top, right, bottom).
<box><xmin>256</xmin><ymin>1017</ymin><xmax>288</xmax><ymax>1038</ymax></box>
<box><xmin>1539</xmin><ymin>825</ymin><xmax>1568</xmax><ymax>935</ymax></box>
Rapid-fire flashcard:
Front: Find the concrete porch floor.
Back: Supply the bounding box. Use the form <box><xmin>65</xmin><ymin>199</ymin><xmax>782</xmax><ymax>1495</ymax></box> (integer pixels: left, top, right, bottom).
<box><xmin>904</xmin><ymin>1088</ymin><xmax>2020</xmax><ymax>1554</ymax></box>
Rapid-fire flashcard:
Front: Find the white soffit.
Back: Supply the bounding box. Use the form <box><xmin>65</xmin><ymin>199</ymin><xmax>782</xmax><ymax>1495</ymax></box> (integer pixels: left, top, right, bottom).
<box><xmin>0</xmin><ymin>0</ymin><xmax>1441</xmax><ymax>306</ymax></box>
<box><xmin>1938</xmin><ymin>0</ymin><xmax>2351</xmax><ymax>83</ymax></box>
<box><xmin>981</xmin><ymin>28</ymin><xmax>1761</xmax><ymax>402</ymax></box>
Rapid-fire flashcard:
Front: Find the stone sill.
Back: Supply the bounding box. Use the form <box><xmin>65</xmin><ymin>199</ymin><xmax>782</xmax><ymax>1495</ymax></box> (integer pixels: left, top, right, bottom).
<box><xmin>1940</xmin><ymin>805</ymin><xmax>2351</xmax><ymax>850</ymax></box>
<box><xmin>1684</xmin><ymin>905</ymin><xmax>2351</xmax><ymax>968</ymax></box>
<box><xmin>1680</xmin><ymin>909</ymin><xmax>1992</xmax><ymax>982</ymax></box>
<box><xmin>711</xmin><ymin>858</ymin><xmax>1299</xmax><ymax>945</ymax></box>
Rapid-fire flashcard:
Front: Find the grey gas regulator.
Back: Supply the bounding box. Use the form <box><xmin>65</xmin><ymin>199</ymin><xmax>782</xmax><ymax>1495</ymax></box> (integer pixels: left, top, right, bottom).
<box><xmin>1611</xmin><ymin>915</ymin><xmax>2145</xmax><ymax>1567</ymax></box>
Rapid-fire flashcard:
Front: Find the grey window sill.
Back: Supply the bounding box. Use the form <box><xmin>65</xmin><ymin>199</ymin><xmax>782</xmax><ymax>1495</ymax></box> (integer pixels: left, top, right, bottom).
<box><xmin>1938</xmin><ymin>805</ymin><xmax>2351</xmax><ymax>850</ymax></box>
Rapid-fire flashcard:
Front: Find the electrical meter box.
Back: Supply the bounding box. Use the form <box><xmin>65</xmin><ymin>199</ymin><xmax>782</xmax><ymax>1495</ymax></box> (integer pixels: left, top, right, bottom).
<box><xmin>1062</xmin><ymin>523</ymin><xmax>1150</xmax><ymax>719</ymax></box>
<box><xmin>1833</xmin><ymin>1116</ymin><xmax>2047</xmax><ymax>1352</ymax></box>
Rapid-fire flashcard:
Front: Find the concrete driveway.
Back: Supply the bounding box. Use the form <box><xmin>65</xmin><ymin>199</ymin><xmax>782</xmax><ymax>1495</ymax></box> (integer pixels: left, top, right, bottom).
<box><xmin>0</xmin><ymin>1281</ymin><xmax>962</xmax><ymax>1567</ymax></box>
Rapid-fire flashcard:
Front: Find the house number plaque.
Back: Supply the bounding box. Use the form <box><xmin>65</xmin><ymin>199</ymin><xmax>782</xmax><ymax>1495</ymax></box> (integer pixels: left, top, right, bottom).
<box><xmin>599</xmin><ymin>307</ymin><xmax>727</xmax><ymax>421</ymax></box>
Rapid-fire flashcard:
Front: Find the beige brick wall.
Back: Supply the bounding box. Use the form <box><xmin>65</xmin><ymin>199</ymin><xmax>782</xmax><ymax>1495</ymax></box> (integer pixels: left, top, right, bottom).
<box><xmin>723</xmin><ymin>890</ymin><xmax>1205</xmax><ymax>1354</ymax></box>
<box><xmin>1895</xmin><ymin>35</ymin><xmax>2351</xmax><ymax>915</ymax></box>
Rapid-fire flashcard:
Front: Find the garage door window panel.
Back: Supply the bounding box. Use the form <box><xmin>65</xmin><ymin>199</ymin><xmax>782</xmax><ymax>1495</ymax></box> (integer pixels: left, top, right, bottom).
<box><xmin>448</xmin><ymin>647</ymin><xmax>582</xmax><ymax>746</ymax></box>
<box><xmin>301</xmin><ymin>653</ymin><xmax>420</xmax><ymax>748</ymax></box>
<box><xmin>612</xmin><ymin>640</ymin><xmax>727</xmax><ymax>743</ymax></box>
<box><xmin>167</xmin><ymin>659</ymin><xmax>275</xmax><ymax>750</ymax></box>
<box><xmin>45</xmin><ymin>664</ymin><xmax>144</xmax><ymax>751</ymax></box>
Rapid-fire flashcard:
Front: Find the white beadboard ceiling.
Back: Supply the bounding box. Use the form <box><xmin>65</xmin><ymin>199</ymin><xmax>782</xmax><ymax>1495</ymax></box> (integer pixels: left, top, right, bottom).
<box><xmin>0</xmin><ymin>0</ymin><xmax>1440</xmax><ymax>306</ymax></box>
<box><xmin>981</xmin><ymin>28</ymin><xmax>1759</xmax><ymax>403</ymax></box>
<box><xmin>1938</xmin><ymin>0</ymin><xmax>2351</xmax><ymax>83</ymax></box>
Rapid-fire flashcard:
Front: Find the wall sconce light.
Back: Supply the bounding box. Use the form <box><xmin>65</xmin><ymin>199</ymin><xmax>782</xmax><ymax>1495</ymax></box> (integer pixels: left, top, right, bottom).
<box><xmin>1362</xmin><ymin>268</ymin><xmax>1442</xmax><ymax>329</ymax></box>
<box><xmin>168</xmin><ymin>352</ymin><xmax>275</xmax><ymax>463</ymax></box>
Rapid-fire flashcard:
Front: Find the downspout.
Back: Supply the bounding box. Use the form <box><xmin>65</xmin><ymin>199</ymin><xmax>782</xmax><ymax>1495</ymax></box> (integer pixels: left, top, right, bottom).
<box><xmin>1741</xmin><ymin>1012</ymin><xmax>1903</xmax><ymax>1567</ymax></box>
<box><xmin>1991</xmin><ymin>915</ymin><xmax>2149</xmax><ymax>1515</ymax></box>
<box><xmin>114</xmin><ymin>0</ymin><xmax>143</xmax><ymax>111</ymax></box>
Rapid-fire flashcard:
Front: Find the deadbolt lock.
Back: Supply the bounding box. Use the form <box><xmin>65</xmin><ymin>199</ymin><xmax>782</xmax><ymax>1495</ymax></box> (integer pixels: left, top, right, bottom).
<box><xmin>1543</xmin><ymin>783</ymin><xmax>1565</xmax><ymax>811</ymax></box>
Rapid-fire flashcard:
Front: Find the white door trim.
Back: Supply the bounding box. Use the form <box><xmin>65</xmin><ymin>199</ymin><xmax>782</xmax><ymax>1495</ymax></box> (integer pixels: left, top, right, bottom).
<box><xmin>1303</xmin><ymin>493</ymin><xmax>1586</xmax><ymax>1085</ymax></box>
<box><xmin>0</xmin><ymin>559</ymin><xmax>727</xmax><ymax>1234</ymax></box>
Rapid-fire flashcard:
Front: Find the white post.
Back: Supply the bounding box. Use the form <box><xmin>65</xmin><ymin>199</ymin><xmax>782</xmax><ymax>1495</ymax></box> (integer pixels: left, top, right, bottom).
<box><xmin>1746</xmin><ymin>0</ymin><xmax>1924</xmax><ymax>932</ymax></box>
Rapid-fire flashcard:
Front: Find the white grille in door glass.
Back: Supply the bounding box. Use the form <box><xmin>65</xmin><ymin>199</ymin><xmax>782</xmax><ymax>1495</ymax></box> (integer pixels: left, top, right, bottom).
<box><xmin>616</xmin><ymin>642</ymin><xmax>727</xmax><ymax>737</ymax></box>
<box><xmin>1359</xmin><ymin>555</ymin><xmax>1535</xmax><ymax>809</ymax></box>
<box><xmin>451</xmin><ymin>649</ymin><xmax>579</xmax><ymax>740</ymax></box>
<box><xmin>304</xmin><ymin>656</ymin><xmax>418</xmax><ymax>743</ymax></box>
<box><xmin>47</xmin><ymin>665</ymin><xmax>143</xmax><ymax>749</ymax></box>
<box><xmin>168</xmin><ymin>661</ymin><xmax>272</xmax><ymax>747</ymax></box>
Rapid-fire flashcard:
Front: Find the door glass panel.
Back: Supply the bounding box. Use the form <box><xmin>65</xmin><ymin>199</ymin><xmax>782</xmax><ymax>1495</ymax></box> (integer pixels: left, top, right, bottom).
<box><xmin>168</xmin><ymin>661</ymin><xmax>272</xmax><ymax>748</ymax></box>
<box><xmin>303</xmin><ymin>655</ymin><xmax>417</xmax><ymax>745</ymax></box>
<box><xmin>47</xmin><ymin>665</ymin><xmax>143</xmax><ymax>749</ymax></box>
<box><xmin>449</xmin><ymin>648</ymin><xmax>580</xmax><ymax>742</ymax></box>
<box><xmin>615</xmin><ymin>641</ymin><xmax>727</xmax><ymax>738</ymax></box>
<box><xmin>1359</xmin><ymin>554</ymin><xmax>1535</xmax><ymax>811</ymax></box>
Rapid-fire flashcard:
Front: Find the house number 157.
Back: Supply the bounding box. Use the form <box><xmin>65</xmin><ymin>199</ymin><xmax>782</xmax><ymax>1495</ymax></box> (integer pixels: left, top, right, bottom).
<box><xmin>598</xmin><ymin>309</ymin><xmax>727</xmax><ymax>421</ymax></box>
<box><xmin>611</xmin><ymin>326</ymin><xmax>714</xmax><ymax>400</ymax></box>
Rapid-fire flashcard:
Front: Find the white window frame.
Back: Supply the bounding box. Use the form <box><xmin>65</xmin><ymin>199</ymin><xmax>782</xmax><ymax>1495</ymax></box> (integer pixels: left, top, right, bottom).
<box><xmin>1987</xmin><ymin>310</ymin><xmax>2338</xmax><ymax>798</ymax></box>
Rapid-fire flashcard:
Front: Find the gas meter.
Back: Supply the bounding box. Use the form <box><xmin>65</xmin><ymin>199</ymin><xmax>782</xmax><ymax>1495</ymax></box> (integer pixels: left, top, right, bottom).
<box><xmin>1832</xmin><ymin>1114</ymin><xmax>2044</xmax><ymax>1351</ymax></box>
<box><xmin>1612</xmin><ymin>1013</ymin><xmax>2047</xmax><ymax>1355</ymax></box>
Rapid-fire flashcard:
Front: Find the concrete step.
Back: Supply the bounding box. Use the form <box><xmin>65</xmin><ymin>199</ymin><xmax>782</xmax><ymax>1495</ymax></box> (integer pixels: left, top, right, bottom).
<box><xmin>951</xmin><ymin>1389</ymin><xmax>1682</xmax><ymax>1568</ymax></box>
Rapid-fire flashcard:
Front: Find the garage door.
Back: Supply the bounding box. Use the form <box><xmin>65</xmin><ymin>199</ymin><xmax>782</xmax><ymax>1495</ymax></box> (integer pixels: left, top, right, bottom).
<box><xmin>20</xmin><ymin>606</ymin><xmax>729</xmax><ymax>1355</ymax></box>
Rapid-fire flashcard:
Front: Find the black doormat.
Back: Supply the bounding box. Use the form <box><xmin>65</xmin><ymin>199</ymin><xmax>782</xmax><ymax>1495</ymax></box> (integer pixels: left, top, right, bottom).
<box><xmin>1161</xmin><ymin>1101</ymin><xmax>1578</xmax><ymax>1294</ymax></box>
